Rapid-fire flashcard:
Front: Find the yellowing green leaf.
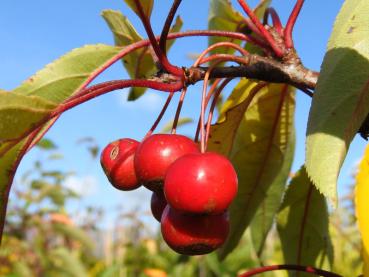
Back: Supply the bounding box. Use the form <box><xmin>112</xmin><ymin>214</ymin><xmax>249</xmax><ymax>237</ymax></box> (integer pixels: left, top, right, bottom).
<box><xmin>277</xmin><ymin>166</ymin><xmax>333</xmax><ymax>275</ymax></box>
<box><xmin>0</xmin><ymin>92</ymin><xmax>56</xmax><ymax>141</ymax></box>
<box><xmin>355</xmin><ymin>143</ymin><xmax>369</xmax><ymax>276</ymax></box>
<box><xmin>13</xmin><ymin>44</ymin><xmax>121</xmax><ymax>103</ymax></box>
<box><xmin>209</xmin><ymin>81</ymin><xmax>295</xmax><ymax>259</ymax></box>
<box><xmin>124</xmin><ymin>0</ymin><xmax>154</xmax><ymax>18</ymax></box>
<box><xmin>306</xmin><ymin>0</ymin><xmax>369</xmax><ymax>204</ymax></box>
<box><xmin>250</xmin><ymin>126</ymin><xmax>295</xmax><ymax>255</ymax></box>
<box><xmin>208</xmin><ymin>80</ymin><xmax>261</xmax><ymax>156</ymax></box>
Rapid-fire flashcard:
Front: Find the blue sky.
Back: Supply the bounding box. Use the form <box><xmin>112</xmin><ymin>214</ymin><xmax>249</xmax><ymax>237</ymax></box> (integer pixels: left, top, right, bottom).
<box><xmin>1</xmin><ymin>0</ymin><xmax>364</xmax><ymax>226</ymax></box>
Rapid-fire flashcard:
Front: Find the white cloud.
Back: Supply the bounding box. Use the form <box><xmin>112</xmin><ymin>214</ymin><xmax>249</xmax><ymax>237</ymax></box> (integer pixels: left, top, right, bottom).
<box><xmin>118</xmin><ymin>91</ymin><xmax>165</xmax><ymax>112</ymax></box>
<box><xmin>64</xmin><ymin>175</ymin><xmax>98</xmax><ymax>196</ymax></box>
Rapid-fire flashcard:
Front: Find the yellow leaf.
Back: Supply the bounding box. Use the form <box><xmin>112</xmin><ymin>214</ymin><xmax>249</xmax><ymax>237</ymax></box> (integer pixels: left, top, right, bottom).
<box><xmin>355</xmin><ymin>143</ymin><xmax>369</xmax><ymax>276</ymax></box>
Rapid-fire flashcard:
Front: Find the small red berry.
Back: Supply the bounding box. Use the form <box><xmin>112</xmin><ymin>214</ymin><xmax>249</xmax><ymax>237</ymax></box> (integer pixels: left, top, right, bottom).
<box><xmin>100</xmin><ymin>138</ymin><xmax>141</xmax><ymax>191</ymax></box>
<box><xmin>161</xmin><ymin>206</ymin><xmax>229</xmax><ymax>255</ymax></box>
<box><xmin>150</xmin><ymin>190</ymin><xmax>167</xmax><ymax>222</ymax></box>
<box><xmin>134</xmin><ymin>134</ymin><xmax>199</xmax><ymax>191</ymax></box>
<box><xmin>164</xmin><ymin>152</ymin><xmax>238</xmax><ymax>214</ymax></box>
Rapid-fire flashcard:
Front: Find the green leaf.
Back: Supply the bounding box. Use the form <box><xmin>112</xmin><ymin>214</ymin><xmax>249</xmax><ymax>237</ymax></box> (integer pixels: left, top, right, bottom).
<box><xmin>208</xmin><ymin>0</ymin><xmax>270</xmax><ymax>56</ymax></box>
<box><xmin>208</xmin><ymin>0</ymin><xmax>244</xmax><ymax>55</ymax></box>
<box><xmin>306</xmin><ymin>0</ymin><xmax>369</xmax><ymax>204</ymax></box>
<box><xmin>277</xmin><ymin>166</ymin><xmax>333</xmax><ymax>275</ymax></box>
<box><xmin>212</xmin><ymin>81</ymin><xmax>295</xmax><ymax>259</ymax></box>
<box><xmin>102</xmin><ymin>10</ymin><xmax>182</xmax><ymax>100</ymax></box>
<box><xmin>0</xmin><ymin>139</ymin><xmax>31</xmax><ymax>241</ymax></box>
<box><xmin>250</xmin><ymin>126</ymin><xmax>295</xmax><ymax>256</ymax></box>
<box><xmin>0</xmin><ymin>92</ymin><xmax>56</xmax><ymax>141</ymax></box>
<box><xmin>13</xmin><ymin>44</ymin><xmax>121</xmax><ymax>103</ymax></box>
<box><xmin>254</xmin><ymin>0</ymin><xmax>272</xmax><ymax>18</ymax></box>
<box><xmin>123</xmin><ymin>0</ymin><xmax>154</xmax><ymax>18</ymax></box>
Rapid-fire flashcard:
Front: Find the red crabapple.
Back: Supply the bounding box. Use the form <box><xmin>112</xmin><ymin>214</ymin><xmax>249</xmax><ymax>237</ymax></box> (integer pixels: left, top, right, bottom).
<box><xmin>164</xmin><ymin>152</ymin><xmax>237</xmax><ymax>214</ymax></box>
<box><xmin>100</xmin><ymin>138</ymin><xmax>140</xmax><ymax>191</ymax></box>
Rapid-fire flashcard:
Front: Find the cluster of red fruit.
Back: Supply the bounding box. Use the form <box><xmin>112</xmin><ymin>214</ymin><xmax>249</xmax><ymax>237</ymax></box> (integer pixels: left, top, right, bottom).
<box><xmin>100</xmin><ymin>134</ymin><xmax>238</xmax><ymax>255</ymax></box>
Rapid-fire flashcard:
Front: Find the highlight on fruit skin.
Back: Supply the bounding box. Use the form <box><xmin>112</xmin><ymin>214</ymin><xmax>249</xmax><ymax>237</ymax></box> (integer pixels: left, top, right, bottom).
<box><xmin>100</xmin><ymin>138</ymin><xmax>141</xmax><ymax>191</ymax></box>
<box><xmin>134</xmin><ymin>134</ymin><xmax>199</xmax><ymax>192</ymax></box>
<box><xmin>164</xmin><ymin>152</ymin><xmax>238</xmax><ymax>215</ymax></box>
<box><xmin>160</xmin><ymin>206</ymin><xmax>229</xmax><ymax>255</ymax></box>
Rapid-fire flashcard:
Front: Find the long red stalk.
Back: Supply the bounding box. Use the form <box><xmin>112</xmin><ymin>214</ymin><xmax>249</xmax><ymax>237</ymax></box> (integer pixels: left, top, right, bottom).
<box><xmin>159</xmin><ymin>0</ymin><xmax>182</xmax><ymax>55</ymax></box>
<box><xmin>133</xmin><ymin>0</ymin><xmax>183</xmax><ymax>76</ymax></box>
<box><xmin>237</xmin><ymin>0</ymin><xmax>284</xmax><ymax>57</ymax></box>
<box><xmin>194</xmin><ymin>79</ymin><xmax>222</xmax><ymax>142</ymax></box>
<box><xmin>194</xmin><ymin>42</ymin><xmax>249</xmax><ymax>67</ymax></box>
<box><xmin>205</xmin><ymin>78</ymin><xmax>233</xmax><ymax>147</ymax></box>
<box><xmin>284</xmin><ymin>0</ymin><xmax>305</xmax><ymax>48</ymax></box>
<box><xmin>264</xmin><ymin>8</ymin><xmax>283</xmax><ymax>36</ymax></box>
<box><xmin>171</xmin><ymin>87</ymin><xmax>187</xmax><ymax>134</ymax></box>
<box><xmin>145</xmin><ymin>92</ymin><xmax>174</xmax><ymax>138</ymax></box>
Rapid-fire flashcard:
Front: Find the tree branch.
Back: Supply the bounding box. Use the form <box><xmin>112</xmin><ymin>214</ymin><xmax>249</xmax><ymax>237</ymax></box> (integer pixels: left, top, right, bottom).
<box><xmin>185</xmin><ymin>54</ymin><xmax>318</xmax><ymax>92</ymax></box>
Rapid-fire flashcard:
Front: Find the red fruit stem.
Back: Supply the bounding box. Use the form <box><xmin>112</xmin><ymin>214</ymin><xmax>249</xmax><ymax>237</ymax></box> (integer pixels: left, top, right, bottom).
<box><xmin>199</xmin><ymin>54</ymin><xmax>250</xmax><ymax>66</ymax></box>
<box><xmin>264</xmin><ymin>8</ymin><xmax>283</xmax><ymax>36</ymax></box>
<box><xmin>204</xmin><ymin>78</ymin><xmax>233</xmax><ymax>148</ymax></box>
<box><xmin>193</xmin><ymin>42</ymin><xmax>249</xmax><ymax>67</ymax></box>
<box><xmin>58</xmin><ymin>80</ymin><xmax>181</xmax><ymax>116</ymax></box>
<box><xmin>171</xmin><ymin>87</ymin><xmax>187</xmax><ymax>134</ymax></box>
<box><xmin>159</xmin><ymin>0</ymin><xmax>182</xmax><ymax>55</ymax></box>
<box><xmin>284</xmin><ymin>0</ymin><xmax>305</xmax><ymax>48</ymax></box>
<box><xmin>237</xmin><ymin>0</ymin><xmax>284</xmax><ymax>57</ymax></box>
<box><xmin>238</xmin><ymin>264</ymin><xmax>342</xmax><ymax>277</ymax></box>
<box><xmin>133</xmin><ymin>0</ymin><xmax>183</xmax><ymax>76</ymax></box>
<box><xmin>194</xmin><ymin>79</ymin><xmax>222</xmax><ymax>142</ymax></box>
<box><xmin>199</xmin><ymin>61</ymin><xmax>224</xmax><ymax>153</ymax></box>
<box><xmin>145</xmin><ymin>92</ymin><xmax>174</xmax><ymax>139</ymax></box>
<box><xmin>200</xmin><ymin>69</ymin><xmax>212</xmax><ymax>152</ymax></box>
